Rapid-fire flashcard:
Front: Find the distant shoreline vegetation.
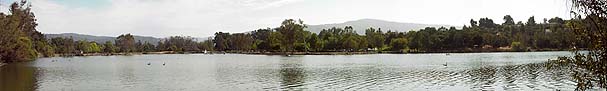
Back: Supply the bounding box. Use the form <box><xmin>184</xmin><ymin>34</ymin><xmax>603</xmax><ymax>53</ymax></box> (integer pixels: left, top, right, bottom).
<box><xmin>36</xmin><ymin>15</ymin><xmax>584</xmax><ymax>57</ymax></box>
<box><xmin>0</xmin><ymin>1</ymin><xmax>588</xmax><ymax>63</ymax></box>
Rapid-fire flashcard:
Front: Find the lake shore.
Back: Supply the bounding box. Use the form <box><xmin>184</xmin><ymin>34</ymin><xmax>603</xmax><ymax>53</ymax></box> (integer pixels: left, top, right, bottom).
<box><xmin>46</xmin><ymin>48</ymin><xmax>573</xmax><ymax>57</ymax></box>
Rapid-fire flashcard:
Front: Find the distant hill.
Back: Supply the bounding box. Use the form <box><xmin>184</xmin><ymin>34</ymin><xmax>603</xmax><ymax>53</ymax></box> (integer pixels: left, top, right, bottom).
<box><xmin>306</xmin><ymin>19</ymin><xmax>456</xmax><ymax>34</ymax></box>
<box><xmin>45</xmin><ymin>33</ymin><xmax>162</xmax><ymax>44</ymax></box>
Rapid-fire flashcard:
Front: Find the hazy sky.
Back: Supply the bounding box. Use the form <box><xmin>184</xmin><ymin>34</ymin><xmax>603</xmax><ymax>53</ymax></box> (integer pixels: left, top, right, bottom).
<box><xmin>0</xmin><ymin>0</ymin><xmax>571</xmax><ymax>38</ymax></box>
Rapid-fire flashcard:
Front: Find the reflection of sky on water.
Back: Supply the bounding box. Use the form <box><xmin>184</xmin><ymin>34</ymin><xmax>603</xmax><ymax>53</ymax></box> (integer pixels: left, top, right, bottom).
<box><xmin>0</xmin><ymin>51</ymin><xmax>579</xmax><ymax>90</ymax></box>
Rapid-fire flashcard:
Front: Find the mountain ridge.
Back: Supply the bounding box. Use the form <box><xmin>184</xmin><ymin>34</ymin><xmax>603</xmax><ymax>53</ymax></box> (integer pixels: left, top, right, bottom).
<box><xmin>306</xmin><ymin>18</ymin><xmax>457</xmax><ymax>34</ymax></box>
<box><xmin>45</xmin><ymin>19</ymin><xmax>457</xmax><ymax>42</ymax></box>
<box><xmin>44</xmin><ymin>33</ymin><xmax>162</xmax><ymax>44</ymax></box>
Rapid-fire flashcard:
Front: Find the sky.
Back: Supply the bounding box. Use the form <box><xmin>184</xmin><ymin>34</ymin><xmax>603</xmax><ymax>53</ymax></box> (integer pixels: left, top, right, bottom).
<box><xmin>0</xmin><ymin>0</ymin><xmax>571</xmax><ymax>38</ymax></box>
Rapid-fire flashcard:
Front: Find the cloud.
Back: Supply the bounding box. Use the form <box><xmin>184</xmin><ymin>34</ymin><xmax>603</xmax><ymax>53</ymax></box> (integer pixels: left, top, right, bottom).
<box><xmin>22</xmin><ymin>0</ymin><xmax>569</xmax><ymax>38</ymax></box>
<box><xmin>29</xmin><ymin>0</ymin><xmax>302</xmax><ymax>38</ymax></box>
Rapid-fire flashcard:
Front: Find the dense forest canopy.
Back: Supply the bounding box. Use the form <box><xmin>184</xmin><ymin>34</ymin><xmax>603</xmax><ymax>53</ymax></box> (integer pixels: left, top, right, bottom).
<box><xmin>0</xmin><ymin>1</ymin><xmax>54</xmax><ymax>63</ymax></box>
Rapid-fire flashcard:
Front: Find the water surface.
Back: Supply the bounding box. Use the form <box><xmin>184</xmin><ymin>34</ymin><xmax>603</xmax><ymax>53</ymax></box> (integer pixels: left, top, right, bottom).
<box><xmin>0</xmin><ymin>51</ymin><xmax>576</xmax><ymax>91</ymax></box>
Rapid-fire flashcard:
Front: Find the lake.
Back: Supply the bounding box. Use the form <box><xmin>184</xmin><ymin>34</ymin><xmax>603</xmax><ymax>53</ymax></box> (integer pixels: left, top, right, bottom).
<box><xmin>1</xmin><ymin>51</ymin><xmax>577</xmax><ymax>91</ymax></box>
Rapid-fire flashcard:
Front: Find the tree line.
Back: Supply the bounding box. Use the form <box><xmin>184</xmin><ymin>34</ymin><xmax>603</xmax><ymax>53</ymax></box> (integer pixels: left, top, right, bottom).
<box><xmin>0</xmin><ymin>1</ymin><xmax>588</xmax><ymax>63</ymax></box>
<box><xmin>48</xmin><ymin>34</ymin><xmax>214</xmax><ymax>55</ymax></box>
<box><xmin>40</xmin><ymin>15</ymin><xmax>583</xmax><ymax>58</ymax></box>
<box><xmin>211</xmin><ymin>17</ymin><xmax>583</xmax><ymax>53</ymax></box>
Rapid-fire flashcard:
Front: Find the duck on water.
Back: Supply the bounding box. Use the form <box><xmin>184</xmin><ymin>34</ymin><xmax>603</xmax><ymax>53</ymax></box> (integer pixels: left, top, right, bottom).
<box><xmin>146</xmin><ymin>62</ymin><xmax>166</xmax><ymax>66</ymax></box>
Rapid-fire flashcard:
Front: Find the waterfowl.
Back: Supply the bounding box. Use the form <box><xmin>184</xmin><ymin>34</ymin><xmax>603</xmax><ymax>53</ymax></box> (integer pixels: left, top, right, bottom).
<box><xmin>147</xmin><ymin>63</ymin><xmax>151</xmax><ymax>65</ymax></box>
<box><xmin>163</xmin><ymin>62</ymin><xmax>165</xmax><ymax>66</ymax></box>
<box><xmin>442</xmin><ymin>62</ymin><xmax>448</xmax><ymax>66</ymax></box>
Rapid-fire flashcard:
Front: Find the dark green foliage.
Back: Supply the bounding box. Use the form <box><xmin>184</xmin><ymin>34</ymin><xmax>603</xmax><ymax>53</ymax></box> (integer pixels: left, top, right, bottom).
<box><xmin>365</xmin><ymin>27</ymin><xmax>385</xmax><ymax>49</ymax></box>
<box><xmin>228</xmin><ymin>33</ymin><xmax>254</xmax><ymax>50</ymax></box>
<box><xmin>277</xmin><ymin>19</ymin><xmax>307</xmax><ymax>52</ymax></box>
<box><xmin>158</xmin><ymin>36</ymin><xmax>200</xmax><ymax>52</ymax></box>
<box><xmin>50</xmin><ymin>37</ymin><xmax>76</xmax><ymax>54</ymax></box>
<box><xmin>141</xmin><ymin>42</ymin><xmax>156</xmax><ymax>52</ymax></box>
<box><xmin>206</xmin><ymin>18</ymin><xmax>580</xmax><ymax>53</ymax></box>
<box><xmin>115</xmin><ymin>34</ymin><xmax>135</xmax><ymax>53</ymax></box>
<box><xmin>503</xmin><ymin>15</ymin><xmax>515</xmax><ymax>25</ymax></box>
<box><xmin>198</xmin><ymin>39</ymin><xmax>214</xmax><ymax>51</ymax></box>
<box><xmin>252</xmin><ymin>28</ymin><xmax>273</xmax><ymax>51</ymax></box>
<box><xmin>213</xmin><ymin>32</ymin><xmax>230</xmax><ymax>51</ymax></box>
<box><xmin>103</xmin><ymin>41</ymin><xmax>117</xmax><ymax>53</ymax></box>
<box><xmin>390</xmin><ymin>38</ymin><xmax>408</xmax><ymax>51</ymax></box>
<box><xmin>0</xmin><ymin>1</ymin><xmax>46</xmax><ymax>62</ymax></box>
<box><xmin>567</xmin><ymin>0</ymin><xmax>607</xmax><ymax>90</ymax></box>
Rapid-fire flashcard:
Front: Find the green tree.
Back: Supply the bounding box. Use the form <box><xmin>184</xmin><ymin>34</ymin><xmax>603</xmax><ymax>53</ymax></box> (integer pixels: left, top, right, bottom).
<box><xmin>510</xmin><ymin>41</ymin><xmax>525</xmax><ymax>52</ymax></box>
<box><xmin>14</xmin><ymin>37</ymin><xmax>38</xmax><ymax>62</ymax></box>
<box><xmin>479</xmin><ymin>18</ymin><xmax>497</xmax><ymax>28</ymax></box>
<box><xmin>526</xmin><ymin>16</ymin><xmax>537</xmax><ymax>26</ymax></box>
<box><xmin>0</xmin><ymin>1</ymin><xmax>44</xmax><ymax>62</ymax></box>
<box><xmin>49</xmin><ymin>37</ymin><xmax>76</xmax><ymax>54</ymax></box>
<box><xmin>470</xmin><ymin>19</ymin><xmax>478</xmax><ymax>27</ymax></box>
<box><xmin>103</xmin><ymin>41</ymin><xmax>117</xmax><ymax>53</ymax></box>
<box><xmin>198</xmin><ymin>39</ymin><xmax>214</xmax><ymax>51</ymax></box>
<box><xmin>161</xmin><ymin>36</ymin><xmax>200</xmax><ymax>52</ymax></box>
<box><xmin>89</xmin><ymin>42</ymin><xmax>102</xmax><ymax>53</ymax></box>
<box><xmin>76</xmin><ymin>40</ymin><xmax>91</xmax><ymax>53</ymax></box>
<box><xmin>252</xmin><ymin>28</ymin><xmax>273</xmax><ymax>51</ymax></box>
<box><xmin>307</xmin><ymin>33</ymin><xmax>324</xmax><ymax>51</ymax></box>
<box><xmin>390</xmin><ymin>38</ymin><xmax>409</xmax><ymax>52</ymax></box>
<box><xmin>277</xmin><ymin>19</ymin><xmax>307</xmax><ymax>52</ymax></box>
<box><xmin>502</xmin><ymin>15</ymin><xmax>515</xmax><ymax>25</ymax></box>
<box><xmin>115</xmin><ymin>34</ymin><xmax>135</xmax><ymax>53</ymax></box>
<box><xmin>568</xmin><ymin>0</ymin><xmax>607</xmax><ymax>90</ymax></box>
<box><xmin>214</xmin><ymin>32</ymin><xmax>230</xmax><ymax>51</ymax></box>
<box><xmin>229</xmin><ymin>33</ymin><xmax>254</xmax><ymax>50</ymax></box>
<box><xmin>365</xmin><ymin>27</ymin><xmax>385</xmax><ymax>49</ymax></box>
<box><xmin>142</xmin><ymin>42</ymin><xmax>156</xmax><ymax>52</ymax></box>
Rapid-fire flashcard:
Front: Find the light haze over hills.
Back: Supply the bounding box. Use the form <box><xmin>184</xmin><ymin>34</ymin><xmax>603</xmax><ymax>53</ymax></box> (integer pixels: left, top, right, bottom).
<box><xmin>44</xmin><ymin>18</ymin><xmax>457</xmax><ymax>42</ymax></box>
<box><xmin>306</xmin><ymin>19</ymin><xmax>456</xmax><ymax>34</ymax></box>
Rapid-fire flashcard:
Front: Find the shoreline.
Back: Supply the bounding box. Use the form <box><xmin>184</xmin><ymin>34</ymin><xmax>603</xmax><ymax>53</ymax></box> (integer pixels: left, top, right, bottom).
<box><xmin>230</xmin><ymin>50</ymin><xmax>571</xmax><ymax>55</ymax></box>
<box><xmin>43</xmin><ymin>49</ymin><xmax>575</xmax><ymax>58</ymax></box>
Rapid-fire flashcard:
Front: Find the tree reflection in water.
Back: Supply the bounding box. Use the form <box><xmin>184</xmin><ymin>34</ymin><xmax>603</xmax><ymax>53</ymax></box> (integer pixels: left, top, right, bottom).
<box><xmin>278</xmin><ymin>57</ymin><xmax>306</xmax><ymax>90</ymax></box>
<box><xmin>0</xmin><ymin>63</ymin><xmax>38</xmax><ymax>91</ymax></box>
<box><xmin>466</xmin><ymin>60</ymin><xmax>576</xmax><ymax>90</ymax></box>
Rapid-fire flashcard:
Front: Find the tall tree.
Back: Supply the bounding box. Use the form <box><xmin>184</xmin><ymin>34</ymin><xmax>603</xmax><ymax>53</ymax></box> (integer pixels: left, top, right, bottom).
<box><xmin>365</xmin><ymin>27</ymin><xmax>385</xmax><ymax>49</ymax></box>
<box><xmin>214</xmin><ymin>32</ymin><xmax>230</xmax><ymax>51</ymax></box>
<box><xmin>470</xmin><ymin>19</ymin><xmax>478</xmax><ymax>27</ymax></box>
<box><xmin>479</xmin><ymin>18</ymin><xmax>497</xmax><ymax>28</ymax></box>
<box><xmin>390</xmin><ymin>38</ymin><xmax>409</xmax><ymax>51</ymax></box>
<box><xmin>252</xmin><ymin>28</ymin><xmax>273</xmax><ymax>51</ymax></box>
<box><xmin>103</xmin><ymin>41</ymin><xmax>117</xmax><ymax>53</ymax></box>
<box><xmin>568</xmin><ymin>0</ymin><xmax>607</xmax><ymax>90</ymax></box>
<box><xmin>198</xmin><ymin>39</ymin><xmax>214</xmax><ymax>51</ymax></box>
<box><xmin>229</xmin><ymin>33</ymin><xmax>254</xmax><ymax>50</ymax></box>
<box><xmin>276</xmin><ymin>19</ymin><xmax>307</xmax><ymax>52</ymax></box>
<box><xmin>0</xmin><ymin>1</ymin><xmax>42</xmax><ymax>62</ymax></box>
<box><xmin>502</xmin><ymin>15</ymin><xmax>515</xmax><ymax>25</ymax></box>
<box><xmin>526</xmin><ymin>16</ymin><xmax>537</xmax><ymax>26</ymax></box>
<box><xmin>115</xmin><ymin>34</ymin><xmax>135</xmax><ymax>53</ymax></box>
